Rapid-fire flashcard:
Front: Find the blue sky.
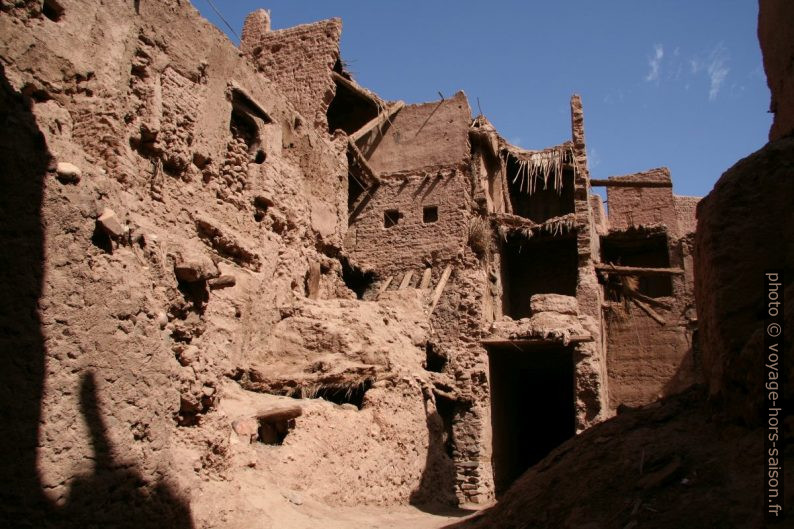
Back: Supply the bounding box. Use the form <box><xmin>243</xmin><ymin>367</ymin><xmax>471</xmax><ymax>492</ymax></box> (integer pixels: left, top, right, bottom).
<box><xmin>194</xmin><ymin>0</ymin><xmax>770</xmax><ymax>198</ymax></box>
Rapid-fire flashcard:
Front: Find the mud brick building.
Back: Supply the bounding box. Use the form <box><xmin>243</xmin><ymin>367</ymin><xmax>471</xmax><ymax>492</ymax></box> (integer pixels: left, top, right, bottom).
<box><xmin>0</xmin><ymin>2</ymin><xmax>721</xmax><ymax>525</ymax></box>
<box><xmin>238</xmin><ymin>10</ymin><xmax>702</xmax><ymax>502</ymax></box>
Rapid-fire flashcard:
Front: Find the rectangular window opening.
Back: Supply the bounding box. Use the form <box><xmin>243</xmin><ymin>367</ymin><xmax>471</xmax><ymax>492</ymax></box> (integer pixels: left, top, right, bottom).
<box><xmin>423</xmin><ymin>205</ymin><xmax>439</xmax><ymax>224</ymax></box>
<box><xmin>384</xmin><ymin>209</ymin><xmax>401</xmax><ymax>228</ymax></box>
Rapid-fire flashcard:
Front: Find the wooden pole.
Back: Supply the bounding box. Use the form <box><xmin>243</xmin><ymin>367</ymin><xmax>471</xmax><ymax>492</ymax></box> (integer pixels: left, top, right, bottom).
<box><xmin>595</xmin><ymin>264</ymin><xmax>684</xmax><ymax>276</ymax></box>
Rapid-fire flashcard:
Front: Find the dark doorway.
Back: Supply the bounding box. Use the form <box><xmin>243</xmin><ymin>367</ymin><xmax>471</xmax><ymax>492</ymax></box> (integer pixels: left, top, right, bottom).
<box><xmin>501</xmin><ymin>235</ymin><xmax>578</xmax><ymax>319</ymax></box>
<box><xmin>487</xmin><ymin>343</ymin><xmax>576</xmax><ymax>496</ymax></box>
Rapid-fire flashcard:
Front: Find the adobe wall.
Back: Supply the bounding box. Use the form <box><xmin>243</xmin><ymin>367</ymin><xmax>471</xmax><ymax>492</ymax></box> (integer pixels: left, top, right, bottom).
<box><xmin>241</xmin><ymin>13</ymin><xmax>342</xmax><ymax>131</ymax></box>
<box><xmin>570</xmin><ymin>95</ymin><xmax>611</xmax><ymax>429</ymax></box>
<box><xmin>347</xmin><ymin>169</ymin><xmax>470</xmax><ymax>275</ymax></box>
<box><xmin>603</xmin><ymin>178</ymin><xmax>699</xmax><ymax>410</ymax></box>
<box><xmin>605</xmin><ymin>308</ymin><xmax>697</xmax><ymax>408</ymax></box>
<box><xmin>430</xmin><ymin>260</ymin><xmax>496</xmax><ymax>505</ymax></box>
<box><xmin>0</xmin><ymin>0</ymin><xmax>452</xmax><ymax>523</ymax></box>
<box><xmin>674</xmin><ymin>195</ymin><xmax>700</xmax><ymax>237</ymax></box>
<box><xmin>606</xmin><ymin>168</ymin><xmax>679</xmax><ymax>236</ymax></box>
<box><xmin>365</xmin><ymin>92</ymin><xmax>473</xmax><ymax>175</ymax></box>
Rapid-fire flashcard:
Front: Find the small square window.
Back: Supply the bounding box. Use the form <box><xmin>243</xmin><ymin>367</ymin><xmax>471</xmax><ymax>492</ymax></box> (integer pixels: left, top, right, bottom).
<box><xmin>384</xmin><ymin>209</ymin><xmax>401</xmax><ymax>228</ymax></box>
<box><xmin>423</xmin><ymin>206</ymin><xmax>438</xmax><ymax>224</ymax></box>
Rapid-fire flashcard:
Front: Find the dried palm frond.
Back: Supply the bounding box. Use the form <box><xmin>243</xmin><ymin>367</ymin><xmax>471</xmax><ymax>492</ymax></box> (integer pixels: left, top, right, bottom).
<box><xmin>502</xmin><ymin>144</ymin><xmax>575</xmax><ymax>195</ymax></box>
<box><xmin>468</xmin><ymin>215</ymin><xmax>493</xmax><ymax>258</ymax></box>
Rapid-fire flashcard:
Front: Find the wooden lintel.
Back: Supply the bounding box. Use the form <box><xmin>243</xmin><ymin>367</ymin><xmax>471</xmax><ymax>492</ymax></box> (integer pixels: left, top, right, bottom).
<box><xmin>256</xmin><ymin>405</ymin><xmax>302</xmax><ymax>422</ymax></box>
<box><xmin>595</xmin><ymin>264</ymin><xmax>684</xmax><ymax>276</ymax></box>
<box><xmin>481</xmin><ymin>335</ymin><xmax>594</xmax><ymax>347</ymax></box>
<box><xmin>590</xmin><ymin>179</ymin><xmax>672</xmax><ymax>188</ymax></box>
<box><xmin>350</xmin><ymin>100</ymin><xmax>405</xmax><ymax>143</ymax></box>
<box><xmin>348</xmin><ymin>139</ymin><xmax>380</xmax><ymax>185</ymax></box>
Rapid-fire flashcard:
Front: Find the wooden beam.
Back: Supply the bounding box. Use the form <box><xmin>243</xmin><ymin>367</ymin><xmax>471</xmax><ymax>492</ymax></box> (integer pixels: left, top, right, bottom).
<box><xmin>595</xmin><ymin>264</ymin><xmax>684</xmax><ymax>276</ymax></box>
<box><xmin>590</xmin><ymin>179</ymin><xmax>672</xmax><ymax>188</ymax></box>
<box><xmin>429</xmin><ymin>265</ymin><xmax>453</xmax><ymax>312</ymax></box>
<box><xmin>350</xmin><ymin>100</ymin><xmax>405</xmax><ymax>143</ymax></box>
<box><xmin>632</xmin><ymin>298</ymin><xmax>666</xmax><ymax>325</ymax></box>
<box><xmin>481</xmin><ymin>335</ymin><xmax>594</xmax><ymax>347</ymax></box>
<box><xmin>399</xmin><ymin>270</ymin><xmax>414</xmax><ymax>290</ymax></box>
<box><xmin>306</xmin><ymin>261</ymin><xmax>321</xmax><ymax>300</ymax></box>
<box><xmin>331</xmin><ymin>71</ymin><xmax>379</xmax><ymax>105</ymax></box>
<box><xmin>376</xmin><ymin>275</ymin><xmax>393</xmax><ymax>299</ymax></box>
<box><xmin>419</xmin><ymin>268</ymin><xmax>433</xmax><ymax>289</ymax></box>
<box><xmin>256</xmin><ymin>405</ymin><xmax>302</xmax><ymax>422</ymax></box>
<box><xmin>348</xmin><ymin>139</ymin><xmax>379</xmax><ymax>185</ymax></box>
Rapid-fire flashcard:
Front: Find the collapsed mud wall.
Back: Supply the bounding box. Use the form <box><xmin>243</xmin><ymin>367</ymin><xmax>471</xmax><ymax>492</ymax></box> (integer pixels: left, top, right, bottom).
<box><xmin>241</xmin><ymin>10</ymin><xmax>342</xmax><ymax>133</ymax></box>
<box><xmin>347</xmin><ymin>93</ymin><xmax>473</xmax><ymax>275</ymax></box>
<box><xmin>0</xmin><ymin>0</ymin><xmax>444</xmax><ymax>524</ymax></box>
<box><xmin>447</xmin><ymin>2</ymin><xmax>790</xmax><ymax>526</ymax></box>
<box><xmin>1</xmin><ymin>0</ymin><xmax>716</xmax><ymax>523</ymax></box>
<box><xmin>601</xmin><ymin>170</ymin><xmax>699</xmax><ymax>410</ymax></box>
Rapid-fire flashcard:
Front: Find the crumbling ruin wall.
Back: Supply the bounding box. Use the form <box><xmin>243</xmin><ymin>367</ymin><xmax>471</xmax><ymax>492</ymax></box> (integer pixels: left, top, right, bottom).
<box><xmin>602</xmin><ymin>172</ymin><xmax>699</xmax><ymax>410</ymax></box>
<box><xmin>231</xmin><ymin>293</ymin><xmax>455</xmax><ymax>507</ymax></box>
<box><xmin>673</xmin><ymin>195</ymin><xmax>700</xmax><ymax>237</ymax></box>
<box><xmin>347</xmin><ymin>94</ymin><xmax>473</xmax><ymax>278</ymax></box>
<box><xmin>364</xmin><ymin>92</ymin><xmax>473</xmax><ymax>174</ymax></box>
<box><xmin>570</xmin><ymin>95</ymin><xmax>611</xmax><ymax>429</ymax></box>
<box><xmin>0</xmin><ymin>0</ymin><xmax>441</xmax><ymax>525</ymax></box>
<box><xmin>241</xmin><ymin>12</ymin><xmax>342</xmax><ymax>132</ymax></box>
<box><xmin>430</xmin><ymin>259</ymin><xmax>496</xmax><ymax>504</ymax></box>
<box><xmin>606</xmin><ymin>168</ymin><xmax>679</xmax><ymax>235</ymax></box>
<box><xmin>345</xmin><ymin>93</ymin><xmax>496</xmax><ymax>504</ymax></box>
<box><xmin>347</xmin><ymin>169</ymin><xmax>470</xmax><ymax>276</ymax></box>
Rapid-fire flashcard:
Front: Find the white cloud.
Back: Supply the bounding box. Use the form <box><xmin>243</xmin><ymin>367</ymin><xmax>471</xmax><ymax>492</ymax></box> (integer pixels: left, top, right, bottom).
<box><xmin>645</xmin><ymin>44</ymin><xmax>664</xmax><ymax>82</ymax></box>
<box><xmin>690</xmin><ymin>43</ymin><xmax>730</xmax><ymax>101</ymax></box>
<box><xmin>706</xmin><ymin>44</ymin><xmax>729</xmax><ymax>100</ymax></box>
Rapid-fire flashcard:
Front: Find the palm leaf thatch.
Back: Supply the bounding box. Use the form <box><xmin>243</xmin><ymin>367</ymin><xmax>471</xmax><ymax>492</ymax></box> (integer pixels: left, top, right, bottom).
<box><xmin>502</xmin><ymin>143</ymin><xmax>575</xmax><ymax>195</ymax></box>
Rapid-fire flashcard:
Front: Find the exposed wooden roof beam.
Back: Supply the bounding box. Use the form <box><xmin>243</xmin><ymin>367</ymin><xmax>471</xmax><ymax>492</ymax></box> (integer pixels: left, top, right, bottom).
<box><xmin>350</xmin><ymin>100</ymin><xmax>405</xmax><ymax>143</ymax></box>
<box><xmin>595</xmin><ymin>264</ymin><xmax>684</xmax><ymax>276</ymax></box>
